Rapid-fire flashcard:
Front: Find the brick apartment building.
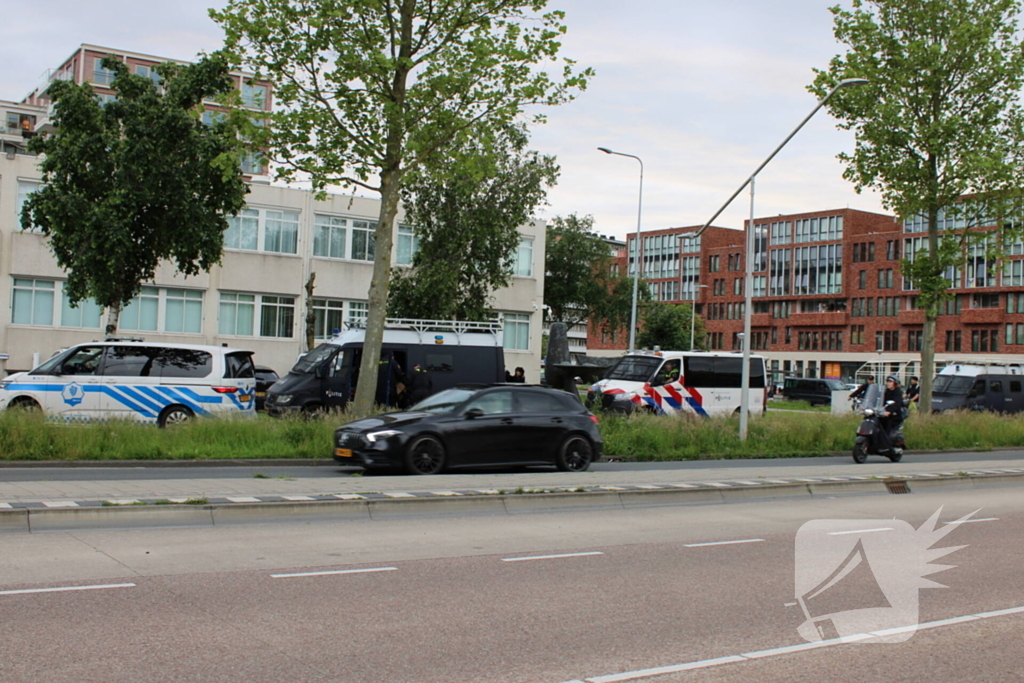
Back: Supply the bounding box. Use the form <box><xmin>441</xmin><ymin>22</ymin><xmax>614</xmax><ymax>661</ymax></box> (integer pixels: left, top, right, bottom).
<box><xmin>588</xmin><ymin>207</ymin><xmax>1024</xmax><ymax>385</ymax></box>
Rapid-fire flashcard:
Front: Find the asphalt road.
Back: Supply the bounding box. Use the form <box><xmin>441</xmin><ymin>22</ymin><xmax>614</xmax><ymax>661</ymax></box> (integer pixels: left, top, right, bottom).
<box><xmin>1</xmin><ymin>485</ymin><xmax>1020</xmax><ymax>682</ymax></box>
<box><xmin>2</xmin><ymin>449</ymin><xmax>1024</xmax><ymax>481</ymax></box>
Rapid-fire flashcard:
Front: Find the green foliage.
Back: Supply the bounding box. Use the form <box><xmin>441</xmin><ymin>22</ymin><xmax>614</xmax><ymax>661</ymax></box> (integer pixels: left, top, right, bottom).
<box><xmin>212</xmin><ymin>0</ymin><xmax>592</xmax><ymax>413</ymax></box>
<box><xmin>544</xmin><ymin>214</ymin><xmax>649</xmax><ymax>340</ymax></box>
<box><xmin>636</xmin><ymin>302</ymin><xmax>704</xmax><ymax>351</ymax></box>
<box><xmin>811</xmin><ymin>0</ymin><xmax>1024</xmax><ymax>410</ymax></box>
<box><xmin>388</xmin><ymin>128</ymin><xmax>558</xmax><ymax>320</ymax></box>
<box><xmin>22</xmin><ymin>53</ymin><xmax>250</xmax><ymax>333</ymax></box>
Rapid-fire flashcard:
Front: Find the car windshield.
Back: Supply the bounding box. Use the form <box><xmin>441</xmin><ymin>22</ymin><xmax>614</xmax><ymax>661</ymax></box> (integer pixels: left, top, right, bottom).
<box><xmin>290</xmin><ymin>343</ymin><xmax>338</xmax><ymax>374</ymax></box>
<box><xmin>410</xmin><ymin>388</ymin><xmax>477</xmax><ymax>413</ymax></box>
<box><xmin>824</xmin><ymin>380</ymin><xmax>847</xmax><ymax>391</ymax></box>
<box><xmin>605</xmin><ymin>356</ymin><xmax>662</xmax><ymax>382</ymax></box>
<box><xmin>933</xmin><ymin>375</ymin><xmax>974</xmax><ymax>394</ymax></box>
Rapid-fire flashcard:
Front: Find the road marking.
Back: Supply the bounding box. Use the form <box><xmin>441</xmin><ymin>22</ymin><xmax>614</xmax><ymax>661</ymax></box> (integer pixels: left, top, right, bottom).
<box><xmin>502</xmin><ymin>551</ymin><xmax>604</xmax><ymax>563</ymax></box>
<box><xmin>704</xmin><ymin>482</ymin><xmax>731</xmax><ymax>488</ymax></box>
<box><xmin>671</xmin><ymin>484</ymin><xmax>698</xmax><ymax>489</ymax></box>
<box><xmin>943</xmin><ymin>517</ymin><xmax>999</xmax><ymax>525</ymax></box>
<box><xmin>634</xmin><ymin>485</ymin><xmax>664</xmax><ymax>490</ymax></box>
<box><xmin>783</xmin><ymin>602</ymin><xmax>797</xmax><ymax>607</ymax></box>
<box><xmin>0</xmin><ymin>583</ymin><xmax>136</xmax><ymax>596</ymax></box>
<box><xmin>0</xmin><ymin>503</ymin><xmax>12</xmax><ymax>509</ymax></box>
<box><xmin>333</xmin><ymin>494</ymin><xmax>365</xmax><ymax>500</ymax></box>
<box><xmin>281</xmin><ymin>495</ymin><xmax>315</xmax><ymax>501</ymax></box>
<box><xmin>764</xmin><ymin>479</ymin><xmax>792</xmax><ymax>484</ymax></box>
<box><xmin>827</xmin><ymin>527</ymin><xmax>893</xmax><ymax>536</ymax></box>
<box><xmin>271</xmin><ymin>567</ymin><xmax>397</xmax><ymax>579</ymax></box>
<box><xmin>684</xmin><ymin>539</ymin><xmax>765</xmax><ymax>548</ymax></box>
<box><xmin>476</xmin><ymin>489</ymin><xmax>501</xmax><ymax>495</ymax></box>
<box><xmin>431</xmin><ymin>491</ymin><xmax>462</xmax><ymax>496</ymax></box>
<box><xmin>600</xmin><ymin>486</ymin><xmax>627</xmax><ymax>491</ymax></box>
<box><xmin>41</xmin><ymin>501</ymin><xmax>79</xmax><ymax>508</ymax></box>
<box><xmin>574</xmin><ymin>604</ymin><xmax>1024</xmax><ymax>683</ymax></box>
<box><xmin>734</xmin><ymin>481</ymin><xmax>763</xmax><ymax>486</ymax></box>
<box><xmin>226</xmin><ymin>496</ymin><xmax>261</xmax><ymax>503</ymax></box>
<box><xmin>383</xmin><ymin>492</ymin><xmax>415</xmax><ymax>498</ymax></box>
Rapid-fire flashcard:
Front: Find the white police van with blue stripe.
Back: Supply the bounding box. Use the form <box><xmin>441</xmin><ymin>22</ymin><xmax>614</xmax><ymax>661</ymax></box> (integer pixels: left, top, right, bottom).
<box><xmin>0</xmin><ymin>341</ymin><xmax>257</xmax><ymax>427</ymax></box>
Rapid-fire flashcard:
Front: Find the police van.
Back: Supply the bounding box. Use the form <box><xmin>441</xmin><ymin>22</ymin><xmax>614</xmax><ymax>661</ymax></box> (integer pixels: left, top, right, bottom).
<box><xmin>266</xmin><ymin>318</ymin><xmax>505</xmax><ymax>415</ymax></box>
<box><xmin>931</xmin><ymin>361</ymin><xmax>1024</xmax><ymax>414</ymax></box>
<box><xmin>587</xmin><ymin>350</ymin><xmax>768</xmax><ymax>416</ymax></box>
<box><xmin>0</xmin><ymin>341</ymin><xmax>257</xmax><ymax>426</ymax></box>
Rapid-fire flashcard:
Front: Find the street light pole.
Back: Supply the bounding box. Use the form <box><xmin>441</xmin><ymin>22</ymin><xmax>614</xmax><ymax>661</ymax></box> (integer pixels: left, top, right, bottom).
<box><xmin>692</xmin><ymin>78</ymin><xmax>869</xmax><ymax>440</ymax></box>
<box><xmin>599</xmin><ymin>147</ymin><xmax>644</xmax><ymax>352</ymax></box>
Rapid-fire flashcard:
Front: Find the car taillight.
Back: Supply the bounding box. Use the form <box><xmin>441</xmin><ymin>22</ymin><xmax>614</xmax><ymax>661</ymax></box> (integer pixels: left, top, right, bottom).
<box><xmin>212</xmin><ymin>387</ymin><xmax>239</xmax><ymax>394</ymax></box>
<box><xmin>589</xmin><ymin>414</ymin><xmax>599</xmax><ymax>424</ymax></box>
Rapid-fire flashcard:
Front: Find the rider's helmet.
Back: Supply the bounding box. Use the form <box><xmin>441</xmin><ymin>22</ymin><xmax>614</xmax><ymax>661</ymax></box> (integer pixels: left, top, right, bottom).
<box><xmin>886</xmin><ymin>375</ymin><xmax>900</xmax><ymax>385</ymax></box>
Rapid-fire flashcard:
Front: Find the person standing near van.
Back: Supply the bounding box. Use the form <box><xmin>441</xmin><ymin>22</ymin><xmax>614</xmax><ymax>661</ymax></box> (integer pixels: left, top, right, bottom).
<box><xmin>405</xmin><ymin>364</ymin><xmax>433</xmax><ymax>407</ymax></box>
<box><xmin>905</xmin><ymin>376</ymin><xmax>920</xmax><ymax>411</ymax></box>
<box><xmin>376</xmin><ymin>352</ymin><xmax>406</xmax><ymax>407</ymax></box>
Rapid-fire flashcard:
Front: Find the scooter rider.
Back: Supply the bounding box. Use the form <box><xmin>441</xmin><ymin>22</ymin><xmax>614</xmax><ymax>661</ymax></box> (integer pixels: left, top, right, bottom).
<box><xmin>880</xmin><ymin>375</ymin><xmax>905</xmax><ymax>446</ymax></box>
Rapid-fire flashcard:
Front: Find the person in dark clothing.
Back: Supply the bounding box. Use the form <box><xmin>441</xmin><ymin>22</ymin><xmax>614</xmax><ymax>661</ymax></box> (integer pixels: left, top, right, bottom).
<box><xmin>375</xmin><ymin>353</ymin><xmax>406</xmax><ymax>408</ymax></box>
<box><xmin>849</xmin><ymin>375</ymin><xmax>875</xmax><ymax>402</ymax></box>
<box><xmin>509</xmin><ymin>367</ymin><xmax>526</xmax><ymax>383</ymax></box>
<box><xmin>905</xmin><ymin>376</ymin><xmax>921</xmax><ymax>406</ymax></box>
<box><xmin>405</xmin><ymin>364</ymin><xmax>433</xmax><ymax>407</ymax></box>
<box><xmin>880</xmin><ymin>375</ymin><xmax>905</xmax><ymax>446</ymax></box>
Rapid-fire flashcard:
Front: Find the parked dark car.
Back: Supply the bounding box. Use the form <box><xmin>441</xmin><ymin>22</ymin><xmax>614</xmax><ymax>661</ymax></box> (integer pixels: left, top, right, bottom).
<box><xmin>254</xmin><ymin>365</ymin><xmax>280</xmax><ymax>412</ymax></box>
<box><xmin>781</xmin><ymin>377</ymin><xmax>848</xmax><ymax>406</ymax></box>
<box><xmin>333</xmin><ymin>385</ymin><xmax>602</xmax><ymax>474</ymax></box>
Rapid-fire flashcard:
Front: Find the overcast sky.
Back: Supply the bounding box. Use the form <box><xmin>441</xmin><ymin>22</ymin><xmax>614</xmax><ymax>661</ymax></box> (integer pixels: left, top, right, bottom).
<box><xmin>0</xmin><ymin>0</ymin><xmax>886</xmax><ymax>239</ymax></box>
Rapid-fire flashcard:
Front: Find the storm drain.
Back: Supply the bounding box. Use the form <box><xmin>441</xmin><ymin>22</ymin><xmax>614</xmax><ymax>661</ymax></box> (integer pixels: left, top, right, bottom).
<box><xmin>884</xmin><ymin>479</ymin><xmax>911</xmax><ymax>494</ymax></box>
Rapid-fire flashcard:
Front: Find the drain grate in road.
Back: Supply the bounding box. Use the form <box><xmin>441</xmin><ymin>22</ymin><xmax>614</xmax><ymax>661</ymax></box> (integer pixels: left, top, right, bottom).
<box><xmin>884</xmin><ymin>479</ymin><xmax>911</xmax><ymax>494</ymax></box>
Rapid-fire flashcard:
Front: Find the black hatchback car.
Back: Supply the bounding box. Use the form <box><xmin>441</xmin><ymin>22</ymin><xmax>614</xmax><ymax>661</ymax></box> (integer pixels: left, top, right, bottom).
<box><xmin>254</xmin><ymin>366</ymin><xmax>280</xmax><ymax>412</ymax></box>
<box><xmin>333</xmin><ymin>385</ymin><xmax>602</xmax><ymax>474</ymax></box>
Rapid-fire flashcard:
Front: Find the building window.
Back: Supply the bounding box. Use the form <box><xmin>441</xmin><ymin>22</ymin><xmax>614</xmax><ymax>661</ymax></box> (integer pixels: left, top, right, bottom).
<box><xmin>313</xmin><ymin>298</ymin><xmax>345</xmax><ymax>339</ymax></box>
<box><xmin>876</xmin><ymin>330</ymin><xmax>899</xmax><ymax>352</ymax></box>
<box><xmin>886</xmin><ymin>240</ymin><xmax>900</xmax><ymax>261</ymax></box>
<box><xmin>512</xmin><ymin>237</ymin><xmax>534</xmax><ymax>277</ymax></box>
<box><xmin>908</xmin><ymin>329</ymin><xmax>923</xmax><ymax>352</ymax></box>
<box><xmin>971</xmin><ymin>329</ymin><xmax>998</xmax><ymax>353</ymax></box>
<box><xmin>313</xmin><ymin>215</ymin><xmax>347</xmax><ymax>259</ymax></box>
<box><xmin>119</xmin><ymin>286</ymin><xmax>161</xmax><ymax>332</ymax></box>
<box><xmin>225</xmin><ymin>207</ymin><xmax>300</xmax><ymax>255</ymax></box>
<box><xmin>6</xmin><ymin>112</ymin><xmax>36</xmax><ymax>135</ymax></box>
<box><xmin>119</xmin><ymin>286</ymin><xmax>202</xmax><ymax>333</ymax></box>
<box><xmin>61</xmin><ymin>288</ymin><xmax>103</xmax><ymax>329</ymax></box>
<box><xmin>850</xmin><ymin>325</ymin><xmax>865</xmax><ymax>345</ymax></box>
<box><xmin>134</xmin><ymin>64</ymin><xmax>163</xmax><ymax>87</ymax></box>
<box><xmin>708</xmin><ymin>255</ymin><xmax>720</xmax><ymax>272</ymax></box>
<box><xmin>972</xmin><ymin>292</ymin><xmax>1000</xmax><ymax>308</ymax></box>
<box><xmin>218</xmin><ymin>293</ymin><xmax>256</xmax><ymax>336</ymax></box>
<box><xmin>502</xmin><ymin>313</ymin><xmax>530</xmax><ymax>350</ymax></box>
<box><xmin>260</xmin><ymin>296</ymin><xmax>296</xmax><ymax>338</ymax></box>
<box><xmin>16</xmin><ymin>181</ymin><xmax>43</xmax><ymax>232</ymax></box>
<box><xmin>347</xmin><ymin>301</ymin><xmax>368</xmax><ymax>326</ymax></box>
<box><xmin>396</xmin><ymin>224</ymin><xmax>419</xmax><ymax>265</ymax></box>
<box><xmin>241</xmin><ymin>82</ymin><xmax>267</xmax><ymax>110</ymax></box>
<box><xmin>946</xmin><ymin>330</ymin><xmax>962</xmax><ymax>352</ymax></box>
<box><xmin>11</xmin><ymin>278</ymin><xmax>55</xmax><ymax>326</ymax></box>
<box><xmin>877</xmin><ymin>269</ymin><xmax>893</xmax><ymax>289</ymax></box>
<box><xmin>93</xmin><ymin>58</ymin><xmax>116</xmax><ymax>85</ymax></box>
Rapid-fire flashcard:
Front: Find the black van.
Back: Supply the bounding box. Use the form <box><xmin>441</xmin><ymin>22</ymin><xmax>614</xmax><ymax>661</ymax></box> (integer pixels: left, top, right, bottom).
<box><xmin>266</xmin><ymin>319</ymin><xmax>505</xmax><ymax>415</ymax></box>
<box><xmin>781</xmin><ymin>377</ymin><xmax>848</xmax><ymax>406</ymax></box>
<box><xmin>931</xmin><ymin>363</ymin><xmax>1024</xmax><ymax>413</ymax></box>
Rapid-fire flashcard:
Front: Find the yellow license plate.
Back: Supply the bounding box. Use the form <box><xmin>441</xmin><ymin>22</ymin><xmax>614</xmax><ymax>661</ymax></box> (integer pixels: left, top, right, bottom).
<box><xmin>239</xmin><ymin>393</ymin><xmax>252</xmax><ymax>401</ymax></box>
<box><xmin>335</xmin><ymin>448</ymin><xmax>353</xmax><ymax>458</ymax></box>
<box><xmin>256</xmin><ymin>392</ymin><xmax>266</xmax><ymax>398</ymax></box>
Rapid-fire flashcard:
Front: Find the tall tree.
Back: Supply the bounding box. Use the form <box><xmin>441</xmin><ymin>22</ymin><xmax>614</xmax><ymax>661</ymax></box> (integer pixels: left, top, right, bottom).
<box><xmin>21</xmin><ymin>54</ymin><xmax>250</xmax><ymax>335</ymax></box>
<box><xmin>812</xmin><ymin>0</ymin><xmax>1024</xmax><ymax>411</ymax></box>
<box><xmin>388</xmin><ymin>128</ymin><xmax>558</xmax><ymax>320</ymax></box>
<box><xmin>213</xmin><ymin>0</ymin><xmax>592</xmax><ymax>414</ymax></box>
<box><xmin>544</xmin><ymin>214</ymin><xmax>647</xmax><ymax>335</ymax></box>
<box><xmin>636</xmin><ymin>302</ymin><xmax>705</xmax><ymax>352</ymax></box>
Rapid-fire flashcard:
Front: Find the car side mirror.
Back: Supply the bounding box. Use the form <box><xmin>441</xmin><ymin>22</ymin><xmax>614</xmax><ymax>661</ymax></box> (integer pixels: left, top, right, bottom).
<box><xmin>464</xmin><ymin>407</ymin><xmax>484</xmax><ymax>419</ymax></box>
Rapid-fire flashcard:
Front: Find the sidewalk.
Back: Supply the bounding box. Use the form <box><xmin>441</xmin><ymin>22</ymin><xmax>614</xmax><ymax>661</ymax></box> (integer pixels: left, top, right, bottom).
<box><xmin>3</xmin><ymin>453</ymin><xmax>1024</xmax><ymax>509</ymax></box>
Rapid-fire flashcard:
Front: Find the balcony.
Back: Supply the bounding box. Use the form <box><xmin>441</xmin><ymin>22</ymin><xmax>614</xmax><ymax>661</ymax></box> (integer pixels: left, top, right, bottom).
<box><xmin>961</xmin><ymin>307</ymin><xmax>1004</xmax><ymax>324</ymax></box>
<box><xmin>790</xmin><ymin>310</ymin><xmax>849</xmax><ymax>326</ymax></box>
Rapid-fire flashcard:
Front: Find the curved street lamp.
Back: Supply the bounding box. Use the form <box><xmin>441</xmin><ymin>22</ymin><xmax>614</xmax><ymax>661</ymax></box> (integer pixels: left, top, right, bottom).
<box><xmin>598</xmin><ymin>147</ymin><xmax>644</xmax><ymax>352</ymax></box>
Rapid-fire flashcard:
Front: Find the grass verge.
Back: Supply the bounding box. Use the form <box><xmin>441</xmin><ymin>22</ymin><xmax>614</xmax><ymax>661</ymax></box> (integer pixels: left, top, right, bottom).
<box><xmin>0</xmin><ymin>406</ymin><xmax>1021</xmax><ymax>462</ymax></box>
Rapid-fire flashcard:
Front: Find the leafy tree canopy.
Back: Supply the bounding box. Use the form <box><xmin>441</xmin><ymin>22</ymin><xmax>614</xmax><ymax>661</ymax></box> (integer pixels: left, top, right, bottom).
<box><xmin>212</xmin><ymin>0</ymin><xmax>592</xmax><ymax>412</ymax></box>
<box><xmin>22</xmin><ymin>54</ymin><xmax>250</xmax><ymax>334</ymax></box>
<box><xmin>811</xmin><ymin>0</ymin><xmax>1024</xmax><ymax>410</ymax></box>
<box><xmin>636</xmin><ymin>302</ymin><xmax>704</xmax><ymax>352</ymax></box>
<box><xmin>388</xmin><ymin>127</ymin><xmax>558</xmax><ymax>321</ymax></box>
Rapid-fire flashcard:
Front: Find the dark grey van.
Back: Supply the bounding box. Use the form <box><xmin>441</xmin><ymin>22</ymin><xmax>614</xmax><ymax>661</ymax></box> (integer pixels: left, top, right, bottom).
<box><xmin>931</xmin><ymin>364</ymin><xmax>1024</xmax><ymax>413</ymax></box>
<box><xmin>782</xmin><ymin>377</ymin><xmax>848</xmax><ymax>406</ymax></box>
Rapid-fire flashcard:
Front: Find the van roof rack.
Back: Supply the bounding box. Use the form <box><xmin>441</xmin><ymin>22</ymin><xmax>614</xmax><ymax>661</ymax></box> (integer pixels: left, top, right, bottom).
<box><xmin>342</xmin><ymin>318</ymin><xmax>503</xmax><ymax>334</ymax></box>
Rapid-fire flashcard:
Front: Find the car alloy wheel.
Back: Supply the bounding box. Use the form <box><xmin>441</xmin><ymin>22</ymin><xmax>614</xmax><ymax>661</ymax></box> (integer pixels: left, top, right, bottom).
<box><xmin>405</xmin><ymin>435</ymin><xmax>446</xmax><ymax>475</ymax></box>
<box><xmin>159</xmin><ymin>405</ymin><xmax>193</xmax><ymax>428</ymax></box>
<box><xmin>557</xmin><ymin>435</ymin><xmax>593</xmax><ymax>472</ymax></box>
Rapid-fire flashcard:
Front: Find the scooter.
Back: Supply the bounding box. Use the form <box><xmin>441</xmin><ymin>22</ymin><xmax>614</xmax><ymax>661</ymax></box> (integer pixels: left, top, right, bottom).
<box><xmin>852</xmin><ymin>401</ymin><xmax>905</xmax><ymax>463</ymax></box>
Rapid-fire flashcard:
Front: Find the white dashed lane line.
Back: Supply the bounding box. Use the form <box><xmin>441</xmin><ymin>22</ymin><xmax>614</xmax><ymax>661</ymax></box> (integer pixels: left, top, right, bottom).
<box><xmin>683</xmin><ymin>539</ymin><xmax>766</xmax><ymax>548</ymax></box>
<box><xmin>943</xmin><ymin>517</ymin><xmax>999</xmax><ymax>525</ymax></box>
<box><xmin>826</xmin><ymin>527</ymin><xmax>894</xmax><ymax>536</ymax></box>
<box><xmin>0</xmin><ymin>583</ymin><xmax>136</xmax><ymax>596</ymax></box>
<box><xmin>271</xmin><ymin>567</ymin><xmax>397</xmax><ymax>579</ymax></box>
<box><xmin>502</xmin><ymin>552</ymin><xmax>605</xmax><ymax>563</ymax></box>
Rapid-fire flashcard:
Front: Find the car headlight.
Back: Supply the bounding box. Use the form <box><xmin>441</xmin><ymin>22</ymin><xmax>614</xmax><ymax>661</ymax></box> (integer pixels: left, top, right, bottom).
<box><xmin>0</xmin><ymin>382</ymin><xmax>11</xmax><ymax>390</ymax></box>
<box><xmin>273</xmin><ymin>394</ymin><xmax>293</xmax><ymax>405</ymax></box>
<box><xmin>366</xmin><ymin>429</ymin><xmax>401</xmax><ymax>443</ymax></box>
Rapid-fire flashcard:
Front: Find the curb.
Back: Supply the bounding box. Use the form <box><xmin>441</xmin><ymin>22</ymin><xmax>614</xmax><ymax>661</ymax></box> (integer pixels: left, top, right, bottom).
<box><xmin>3</xmin><ymin>471</ymin><xmax>1022</xmax><ymax>533</ymax></box>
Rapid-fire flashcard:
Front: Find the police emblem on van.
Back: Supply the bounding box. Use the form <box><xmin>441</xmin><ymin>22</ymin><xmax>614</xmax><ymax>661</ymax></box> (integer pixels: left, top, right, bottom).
<box><xmin>62</xmin><ymin>382</ymin><xmax>85</xmax><ymax>406</ymax></box>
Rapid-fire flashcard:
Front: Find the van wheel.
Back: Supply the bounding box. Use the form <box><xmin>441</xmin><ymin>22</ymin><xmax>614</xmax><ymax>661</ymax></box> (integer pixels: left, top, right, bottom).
<box><xmin>158</xmin><ymin>405</ymin><xmax>193</xmax><ymax>428</ymax></box>
<box><xmin>302</xmin><ymin>403</ymin><xmax>326</xmax><ymax>420</ymax></box>
<box><xmin>557</xmin><ymin>435</ymin><xmax>593</xmax><ymax>472</ymax></box>
<box><xmin>9</xmin><ymin>397</ymin><xmax>41</xmax><ymax>412</ymax></box>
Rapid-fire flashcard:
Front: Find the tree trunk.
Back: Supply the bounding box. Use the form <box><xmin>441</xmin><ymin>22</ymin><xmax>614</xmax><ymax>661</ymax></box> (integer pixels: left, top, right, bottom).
<box><xmin>919</xmin><ymin>206</ymin><xmax>941</xmax><ymax>414</ymax></box>
<box><xmin>304</xmin><ymin>271</ymin><xmax>316</xmax><ymax>351</ymax></box>
<box><xmin>352</xmin><ymin>168</ymin><xmax>403</xmax><ymax>414</ymax></box>
<box><xmin>104</xmin><ymin>301</ymin><xmax>121</xmax><ymax>338</ymax></box>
